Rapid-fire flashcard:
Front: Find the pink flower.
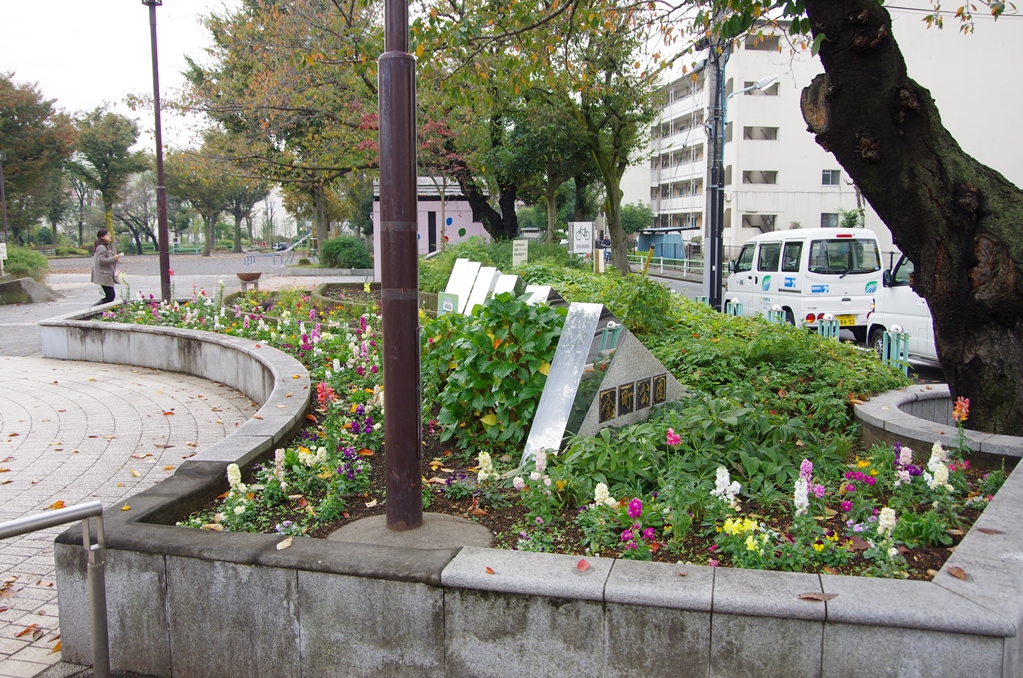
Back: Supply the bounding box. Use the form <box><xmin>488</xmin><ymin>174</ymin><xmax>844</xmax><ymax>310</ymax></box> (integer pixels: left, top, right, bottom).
<box><xmin>813</xmin><ymin>484</ymin><xmax>825</xmax><ymax>499</ymax></box>
<box><xmin>642</xmin><ymin>527</ymin><xmax>655</xmax><ymax>541</ymax></box>
<box><xmin>865</xmin><ymin>476</ymin><xmax>876</xmax><ymax>486</ymax></box>
<box><xmin>841</xmin><ymin>500</ymin><xmax>853</xmax><ymax>512</ymax></box>
<box><xmin>666</xmin><ymin>428</ymin><xmax>681</xmax><ymax>446</ymax></box>
<box><xmin>621</xmin><ymin>530</ymin><xmax>633</xmax><ymax>542</ymax></box>
<box><xmin>627</xmin><ymin>498</ymin><xmax>643</xmax><ymax>519</ymax></box>
<box><xmin>708</xmin><ymin>559</ymin><xmax>719</xmax><ymax>567</ymax></box>
<box><xmin>512</xmin><ymin>477</ymin><xmax>525</xmax><ymax>491</ymax></box>
<box><xmin>708</xmin><ymin>543</ymin><xmax>718</xmax><ymax>552</ymax></box>
<box><xmin>846</xmin><ymin>484</ymin><xmax>856</xmax><ymax>493</ymax></box>
<box><xmin>799</xmin><ymin>458</ymin><xmax>813</xmax><ymax>480</ymax></box>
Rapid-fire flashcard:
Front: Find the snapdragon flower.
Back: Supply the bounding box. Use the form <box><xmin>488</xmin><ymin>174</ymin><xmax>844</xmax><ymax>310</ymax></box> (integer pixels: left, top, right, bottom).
<box><xmin>710</xmin><ymin>467</ymin><xmax>741</xmax><ymax>507</ymax></box>
<box><xmin>877</xmin><ymin>507</ymin><xmax>897</xmax><ymax>538</ymax></box>
<box><xmin>593</xmin><ymin>482</ymin><xmax>618</xmax><ymax>508</ymax></box>
<box><xmin>793</xmin><ymin>477</ymin><xmax>809</xmax><ymax>516</ymax></box>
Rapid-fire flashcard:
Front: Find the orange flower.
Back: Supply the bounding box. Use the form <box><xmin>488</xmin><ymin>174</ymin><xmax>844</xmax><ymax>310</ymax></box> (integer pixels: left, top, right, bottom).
<box><xmin>953</xmin><ymin>396</ymin><xmax>970</xmax><ymax>424</ymax></box>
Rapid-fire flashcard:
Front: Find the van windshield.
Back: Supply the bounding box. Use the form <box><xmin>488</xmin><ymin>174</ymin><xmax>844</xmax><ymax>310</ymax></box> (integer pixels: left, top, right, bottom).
<box><xmin>808</xmin><ymin>238</ymin><xmax>881</xmax><ymax>275</ymax></box>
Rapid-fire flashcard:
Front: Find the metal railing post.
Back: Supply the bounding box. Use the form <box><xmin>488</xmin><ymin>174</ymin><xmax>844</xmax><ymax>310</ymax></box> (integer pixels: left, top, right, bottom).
<box><xmin>0</xmin><ymin>502</ymin><xmax>109</xmax><ymax>678</ymax></box>
<box><xmin>882</xmin><ymin>330</ymin><xmax>910</xmax><ymax>376</ymax></box>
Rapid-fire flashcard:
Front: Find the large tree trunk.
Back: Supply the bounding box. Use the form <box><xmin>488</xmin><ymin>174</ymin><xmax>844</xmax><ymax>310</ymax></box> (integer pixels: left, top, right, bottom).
<box><xmin>233</xmin><ymin>210</ymin><xmax>243</xmax><ymax>253</ymax></box>
<box><xmin>202</xmin><ymin>213</ymin><xmax>215</xmax><ymax>257</ymax></box>
<box><xmin>545</xmin><ymin>186</ymin><xmax>558</xmax><ymax>243</ymax></box>
<box><xmin>802</xmin><ymin>0</ymin><xmax>1023</xmax><ymax>434</ymax></box>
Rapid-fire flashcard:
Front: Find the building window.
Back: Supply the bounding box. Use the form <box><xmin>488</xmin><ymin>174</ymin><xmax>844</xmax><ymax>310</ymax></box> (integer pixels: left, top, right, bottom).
<box><xmin>744</xmin><ymin>35</ymin><xmax>780</xmax><ymax>51</ymax></box>
<box><xmin>743</xmin><ymin>126</ymin><xmax>778</xmax><ymax>140</ymax></box>
<box><xmin>743</xmin><ymin>215</ymin><xmax>777</xmax><ymax>233</ymax></box>
<box><xmin>821</xmin><ymin>213</ymin><xmax>839</xmax><ymax>228</ymax></box>
<box><xmin>822</xmin><ymin>170</ymin><xmax>841</xmax><ymax>185</ymax></box>
<box><xmin>743</xmin><ymin>171</ymin><xmax>778</xmax><ymax>185</ymax></box>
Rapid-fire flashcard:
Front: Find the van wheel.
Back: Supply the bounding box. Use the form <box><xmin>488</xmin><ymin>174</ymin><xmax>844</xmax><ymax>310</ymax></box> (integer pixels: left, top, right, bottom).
<box><xmin>870</xmin><ymin>328</ymin><xmax>886</xmax><ymax>358</ymax></box>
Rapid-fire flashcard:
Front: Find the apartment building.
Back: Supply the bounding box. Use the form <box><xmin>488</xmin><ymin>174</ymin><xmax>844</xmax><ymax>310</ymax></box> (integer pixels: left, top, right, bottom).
<box><xmin>643</xmin><ymin>33</ymin><xmax>866</xmax><ymax>263</ymax></box>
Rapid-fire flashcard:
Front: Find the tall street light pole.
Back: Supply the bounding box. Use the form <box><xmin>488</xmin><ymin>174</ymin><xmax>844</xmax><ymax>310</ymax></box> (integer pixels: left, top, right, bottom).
<box><xmin>379</xmin><ymin>0</ymin><xmax>423</xmax><ymax>529</ymax></box>
<box><xmin>704</xmin><ymin>45</ymin><xmax>728</xmax><ymax>312</ymax></box>
<box><xmin>0</xmin><ymin>151</ymin><xmax>9</xmax><ymax>242</ymax></box>
<box><xmin>143</xmin><ymin>0</ymin><xmax>172</xmax><ymax>302</ymax></box>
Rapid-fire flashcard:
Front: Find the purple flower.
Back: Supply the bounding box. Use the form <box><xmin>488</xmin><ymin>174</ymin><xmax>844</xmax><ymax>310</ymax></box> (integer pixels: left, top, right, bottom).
<box><xmin>355</xmin><ymin>404</ymin><xmax>365</xmax><ymax>416</ymax></box>
<box><xmin>865</xmin><ymin>476</ymin><xmax>876</xmax><ymax>486</ymax></box>
<box><xmin>535</xmin><ymin>516</ymin><xmax>544</xmax><ymax>525</ymax></box>
<box><xmin>627</xmin><ymin>498</ymin><xmax>643</xmax><ymax>519</ymax></box>
<box><xmin>621</xmin><ymin>530</ymin><xmax>633</xmax><ymax>542</ymax></box>
<box><xmin>351</xmin><ymin>422</ymin><xmax>361</xmax><ymax>434</ymax></box>
<box><xmin>813</xmin><ymin>484</ymin><xmax>826</xmax><ymax>499</ymax></box>
<box><xmin>642</xmin><ymin>527</ymin><xmax>655</xmax><ymax>541</ymax></box>
<box><xmin>356</xmin><ymin>366</ymin><xmax>365</xmax><ymax>376</ymax></box>
<box><xmin>625</xmin><ymin>541</ymin><xmax>638</xmax><ymax>550</ymax></box>
<box><xmin>908</xmin><ymin>465</ymin><xmax>922</xmax><ymax>476</ymax></box>
<box><xmin>853</xmin><ymin>524</ymin><xmax>864</xmax><ymax>533</ymax></box>
<box><xmin>841</xmin><ymin>500</ymin><xmax>853</xmax><ymax>512</ymax></box>
<box><xmin>845</xmin><ymin>484</ymin><xmax>856</xmax><ymax>493</ymax></box>
<box><xmin>799</xmin><ymin>458</ymin><xmax>813</xmax><ymax>480</ymax></box>
<box><xmin>370</xmin><ymin>365</ymin><xmax>378</xmax><ymax>373</ymax></box>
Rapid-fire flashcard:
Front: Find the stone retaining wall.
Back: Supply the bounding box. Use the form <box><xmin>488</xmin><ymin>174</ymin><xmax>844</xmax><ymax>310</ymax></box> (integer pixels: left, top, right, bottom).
<box><xmin>41</xmin><ymin>315</ymin><xmax>1023</xmax><ymax>677</ymax></box>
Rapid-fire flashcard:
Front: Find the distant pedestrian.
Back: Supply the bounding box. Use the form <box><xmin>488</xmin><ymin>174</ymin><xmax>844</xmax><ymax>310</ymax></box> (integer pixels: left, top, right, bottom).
<box><xmin>91</xmin><ymin>229</ymin><xmax>122</xmax><ymax>305</ymax></box>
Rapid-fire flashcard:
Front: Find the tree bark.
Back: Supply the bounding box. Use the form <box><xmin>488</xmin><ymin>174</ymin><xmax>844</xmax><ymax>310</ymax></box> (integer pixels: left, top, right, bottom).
<box><xmin>803</xmin><ymin>0</ymin><xmax>1023</xmax><ymax>434</ymax></box>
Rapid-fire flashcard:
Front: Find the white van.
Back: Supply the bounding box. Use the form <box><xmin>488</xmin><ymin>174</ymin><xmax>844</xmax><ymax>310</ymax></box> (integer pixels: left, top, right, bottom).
<box><xmin>866</xmin><ymin>254</ymin><xmax>938</xmax><ymax>361</ymax></box>
<box><xmin>725</xmin><ymin>228</ymin><xmax>884</xmax><ymax>342</ymax></box>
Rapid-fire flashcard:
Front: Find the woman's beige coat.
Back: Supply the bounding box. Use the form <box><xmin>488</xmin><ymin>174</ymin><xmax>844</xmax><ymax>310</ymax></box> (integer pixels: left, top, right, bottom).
<box><xmin>91</xmin><ymin>243</ymin><xmax>118</xmax><ymax>287</ymax></box>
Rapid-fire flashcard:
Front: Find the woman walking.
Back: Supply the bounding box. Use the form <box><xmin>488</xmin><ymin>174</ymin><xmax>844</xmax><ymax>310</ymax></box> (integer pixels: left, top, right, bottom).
<box><xmin>91</xmin><ymin>229</ymin><xmax>122</xmax><ymax>305</ymax></box>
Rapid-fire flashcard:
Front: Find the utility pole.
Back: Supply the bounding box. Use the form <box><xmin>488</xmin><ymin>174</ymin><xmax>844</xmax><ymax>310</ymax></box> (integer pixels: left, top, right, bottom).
<box><xmin>703</xmin><ymin>43</ymin><xmax>728</xmax><ymax>311</ymax></box>
<box><xmin>142</xmin><ymin>0</ymin><xmax>172</xmax><ymax>302</ymax></box>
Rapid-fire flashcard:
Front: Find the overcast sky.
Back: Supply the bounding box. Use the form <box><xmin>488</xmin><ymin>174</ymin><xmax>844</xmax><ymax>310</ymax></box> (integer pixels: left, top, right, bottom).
<box><xmin>1</xmin><ymin>0</ymin><xmax>240</xmax><ymax>148</ymax></box>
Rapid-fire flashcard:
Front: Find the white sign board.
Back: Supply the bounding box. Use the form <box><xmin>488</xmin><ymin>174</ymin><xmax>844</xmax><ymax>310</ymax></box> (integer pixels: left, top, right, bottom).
<box><xmin>569</xmin><ymin>222</ymin><xmax>593</xmax><ymax>255</ymax></box>
<box><xmin>0</xmin><ymin>243</ymin><xmax>6</xmax><ymax>261</ymax></box>
<box><xmin>512</xmin><ymin>239</ymin><xmax>528</xmax><ymax>267</ymax></box>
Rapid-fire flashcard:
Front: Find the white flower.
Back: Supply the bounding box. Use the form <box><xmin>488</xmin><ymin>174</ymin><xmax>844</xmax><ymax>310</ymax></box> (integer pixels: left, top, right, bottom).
<box><xmin>534</xmin><ymin>449</ymin><xmax>547</xmax><ymax>474</ymax></box>
<box><xmin>793</xmin><ymin>477</ymin><xmax>809</xmax><ymax>516</ymax></box>
<box><xmin>888</xmin><ymin>546</ymin><xmax>899</xmax><ymax>558</ymax></box>
<box><xmin>333</xmin><ymin>358</ymin><xmax>342</xmax><ymax>372</ymax></box>
<box><xmin>477</xmin><ymin>452</ymin><xmax>494</xmax><ymax>484</ymax></box>
<box><xmin>877</xmin><ymin>507</ymin><xmax>897</xmax><ymax>538</ymax></box>
<box><xmin>925</xmin><ymin>444</ymin><xmax>953</xmax><ymax>490</ymax></box>
<box><xmin>899</xmin><ymin>446</ymin><xmax>913</xmax><ymax>467</ymax></box>
<box><xmin>543</xmin><ymin>476</ymin><xmax>552</xmax><ymax>487</ymax></box>
<box><xmin>710</xmin><ymin>467</ymin><xmax>741</xmax><ymax>507</ymax></box>
<box><xmin>315</xmin><ymin>447</ymin><xmax>327</xmax><ymax>465</ymax></box>
<box><xmin>931</xmin><ymin>441</ymin><xmax>947</xmax><ymax>463</ymax></box>
<box><xmin>529</xmin><ymin>471</ymin><xmax>541</xmax><ymax>482</ymax></box>
<box><xmin>233</xmin><ymin>505</ymin><xmax>246</xmax><ymax>515</ymax></box>
<box><xmin>513</xmin><ymin>476</ymin><xmax>525</xmax><ymax>491</ymax></box>
<box><xmin>594</xmin><ymin>482</ymin><xmax>616</xmax><ymax>507</ymax></box>
<box><xmin>324</xmin><ymin>370</ymin><xmax>332</xmax><ymax>380</ymax></box>
<box><xmin>227</xmin><ymin>463</ymin><xmax>242</xmax><ymax>490</ymax></box>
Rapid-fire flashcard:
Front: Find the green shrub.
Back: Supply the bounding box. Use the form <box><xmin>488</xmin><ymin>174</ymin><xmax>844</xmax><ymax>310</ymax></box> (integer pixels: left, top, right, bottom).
<box><xmin>648</xmin><ymin>300</ymin><xmax>911</xmax><ymax>433</ymax></box>
<box><xmin>423</xmin><ymin>292</ymin><xmax>566</xmax><ymax>457</ymax></box>
<box><xmin>55</xmin><ymin>247</ymin><xmax>89</xmax><ymax>257</ymax></box>
<box><xmin>321</xmin><ymin>236</ymin><xmax>372</xmax><ymax>269</ymax></box>
<box><xmin>3</xmin><ymin>246</ymin><xmax>48</xmax><ymax>282</ymax></box>
<box><xmin>419</xmin><ymin>238</ymin><xmax>496</xmax><ymax>293</ymax></box>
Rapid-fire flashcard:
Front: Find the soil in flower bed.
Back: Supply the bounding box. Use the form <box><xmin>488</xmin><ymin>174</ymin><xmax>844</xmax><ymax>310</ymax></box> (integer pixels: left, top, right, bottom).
<box><xmin>318</xmin><ymin>287</ymin><xmax>379</xmax><ymax>307</ymax></box>
<box><xmin>185</xmin><ymin>421</ymin><xmax>991</xmax><ymax>581</ymax></box>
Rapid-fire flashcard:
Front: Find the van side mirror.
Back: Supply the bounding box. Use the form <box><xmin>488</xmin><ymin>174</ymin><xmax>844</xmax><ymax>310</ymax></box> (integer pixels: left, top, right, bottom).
<box><xmin>882</xmin><ymin>270</ymin><xmax>892</xmax><ymax>287</ymax></box>
<box><xmin>728</xmin><ymin>260</ymin><xmax>736</xmax><ymax>273</ymax></box>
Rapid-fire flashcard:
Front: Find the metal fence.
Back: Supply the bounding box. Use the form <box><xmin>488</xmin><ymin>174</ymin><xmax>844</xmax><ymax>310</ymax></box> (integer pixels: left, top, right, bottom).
<box><xmin>627</xmin><ymin>253</ymin><xmax>704</xmax><ymax>278</ymax></box>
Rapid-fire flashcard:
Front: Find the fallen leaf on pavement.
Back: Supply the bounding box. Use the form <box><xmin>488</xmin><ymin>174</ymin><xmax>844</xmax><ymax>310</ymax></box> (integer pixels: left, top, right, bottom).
<box><xmin>485</xmin><ymin>567</ymin><xmax>495</xmax><ymax>575</ymax></box>
<box><xmin>121</xmin><ymin>505</ymin><xmax>131</xmax><ymax>511</ymax></box>
<box><xmin>45</xmin><ymin>501</ymin><xmax>65</xmax><ymax>510</ymax></box>
<box><xmin>577</xmin><ymin>559</ymin><xmax>591</xmax><ymax>573</ymax></box>
<box><xmin>129</xmin><ymin>470</ymin><xmax>141</xmax><ymax>478</ymax></box>
<box><xmin>200</xmin><ymin>524</ymin><xmax>224</xmax><ymax>531</ymax></box>
<box><xmin>15</xmin><ymin>624</ymin><xmax>39</xmax><ymax>638</ymax></box>
<box><xmin>50</xmin><ymin>641</ymin><xmax>61</xmax><ymax>654</ymax></box>
<box><xmin>162</xmin><ymin>411</ymin><xmax>175</xmax><ymax>416</ymax></box>
<box><xmin>798</xmin><ymin>592</ymin><xmax>837</xmax><ymax>602</ymax></box>
<box><xmin>365</xmin><ymin>499</ymin><xmax>377</xmax><ymax>508</ymax></box>
<box><xmin>276</xmin><ymin>537</ymin><xmax>293</xmax><ymax>550</ymax></box>
<box><xmin>162</xmin><ymin>465</ymin><xmax>175</xmax><ymax>471</ymax></box>
<box><xmin>947</xmin><ymin>566</ymin><xmax>969</xmax><ymax>581</ymax></box>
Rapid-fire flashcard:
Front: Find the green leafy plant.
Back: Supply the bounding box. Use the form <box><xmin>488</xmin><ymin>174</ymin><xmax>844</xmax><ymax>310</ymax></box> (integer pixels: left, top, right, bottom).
<box><xmin>432</xmin><ymin>292</ymin><xmax>565</xmax><ymax>456</ymax></box>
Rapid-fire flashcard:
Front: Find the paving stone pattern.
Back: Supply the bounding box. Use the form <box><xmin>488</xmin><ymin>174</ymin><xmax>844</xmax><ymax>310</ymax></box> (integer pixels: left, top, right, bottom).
<box><xmin>0</xmin><ymin>263</ymin><xmax>338</xmax><ymax>678</ymax></box>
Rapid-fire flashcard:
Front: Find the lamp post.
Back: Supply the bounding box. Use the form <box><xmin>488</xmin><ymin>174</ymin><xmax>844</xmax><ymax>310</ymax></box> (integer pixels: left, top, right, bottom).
<box><xmin>704</xmin><ymin>62</ymin><xmax>777</xmax><ymax>311</ymax></box>
<box><xmin>0</xmin><ymin>150</ymin><xmax>8</xmax><ymax>242</ymax></box>
<box><xmin>142</xmin><ymin>0</ymin><xmax>172</xmax><ymax>302</ymax></box>
<box><xmin>379</xmin><ymin>0</ymin><xmax>422</xmax><ymax>529</ymax></box>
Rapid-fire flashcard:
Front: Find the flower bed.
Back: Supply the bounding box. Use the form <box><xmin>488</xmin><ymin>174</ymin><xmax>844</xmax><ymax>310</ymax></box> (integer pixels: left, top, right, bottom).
<box><xmin>88</xmin><ymin>283</ymin><xmax>1005</xmax><ymax>581</ymax></box>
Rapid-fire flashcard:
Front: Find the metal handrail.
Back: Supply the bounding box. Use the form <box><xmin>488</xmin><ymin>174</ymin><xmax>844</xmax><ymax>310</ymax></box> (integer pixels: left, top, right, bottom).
<box><xmin>0</xmin><ymin>501</ymin><xmax>109</xmax><ymax>678</ymax></box>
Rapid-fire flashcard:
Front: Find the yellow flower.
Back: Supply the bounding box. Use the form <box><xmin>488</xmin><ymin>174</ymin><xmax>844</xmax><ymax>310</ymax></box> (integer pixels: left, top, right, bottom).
<box><xmin>745</xmin><ymin>535</ymin><xmax>758</xmax><ymax>551</ymax></box>
<box><xmin>870</xmin><ymin>469</ymin><xmax>879</xmax><ymax>476</ymax></box>
<box><xmin>857</xmin><ymin>459</ymin><xmax>870</xmax><ymax>468</ymax></box>
<box><xmin>812</xmin><ymin>543</ymin><xmax>825</xmax><ymax>552</ymax></box>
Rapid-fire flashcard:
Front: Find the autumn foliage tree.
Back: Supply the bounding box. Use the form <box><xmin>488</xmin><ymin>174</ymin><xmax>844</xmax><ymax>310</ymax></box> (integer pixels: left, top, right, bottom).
<box><xmin>0</xmin><ymin>73</ymin><xmax>76</xmax><ymax>243</ymax></box>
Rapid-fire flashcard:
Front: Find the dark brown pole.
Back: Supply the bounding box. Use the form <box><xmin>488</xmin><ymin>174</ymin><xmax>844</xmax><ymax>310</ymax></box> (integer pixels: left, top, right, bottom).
<box><xmin>145</xmin><ymin>1</ymin><xmax>172</xmax><ymax>302</ymax></box>
<box><xmin>379</xmin><ymin>0</ymin><xmax>423</xmax><ymax>529</ymax></box>
<box><xmin>0</xmin><ymin>153</ymin><xmax>8</xmax><ymax>242</ymax></box>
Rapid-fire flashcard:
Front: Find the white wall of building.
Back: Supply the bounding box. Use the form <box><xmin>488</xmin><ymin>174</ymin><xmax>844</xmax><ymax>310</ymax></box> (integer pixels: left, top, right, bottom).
<box><xmin>636</xmin><ymin>3</ymin><xmax>1023</xmax><ymax>264</ymax></box>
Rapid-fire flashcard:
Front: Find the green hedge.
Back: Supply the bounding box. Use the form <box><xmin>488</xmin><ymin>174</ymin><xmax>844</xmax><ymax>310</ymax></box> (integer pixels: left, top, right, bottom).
<box><xmin>321</xmin><ymin>236</ymin><xmax>372</xmax><ymax>269</ymax></box>
<box><xmin>3</xmin><ymin>246</ymin><xmax>49</xmax><ymax>282</ymax></box>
